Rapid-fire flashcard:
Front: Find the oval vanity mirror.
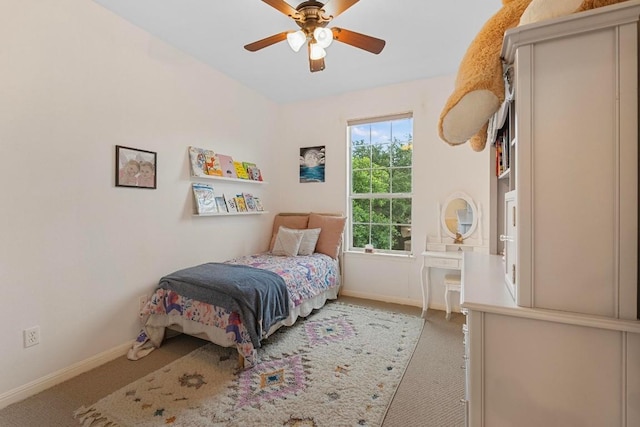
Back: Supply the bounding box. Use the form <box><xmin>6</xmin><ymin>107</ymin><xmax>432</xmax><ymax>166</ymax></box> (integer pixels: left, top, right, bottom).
<box><xmin>440</xmin><ymin>192</ymin><xmax>478</xmax><ymax>241</ymax></box>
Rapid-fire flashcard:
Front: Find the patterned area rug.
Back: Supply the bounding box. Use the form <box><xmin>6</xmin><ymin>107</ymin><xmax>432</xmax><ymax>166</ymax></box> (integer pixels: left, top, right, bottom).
<box><xmin>74</xmin><ymin>302</ymin><xmax>424</xmax><ymax>427</ymax></box>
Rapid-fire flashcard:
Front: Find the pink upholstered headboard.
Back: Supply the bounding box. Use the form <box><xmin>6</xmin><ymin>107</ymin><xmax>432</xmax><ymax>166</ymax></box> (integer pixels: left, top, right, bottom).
<box><xmin>270</xmin><ymin>212</ymin><xmax>345</xmax><ymax>273</ymax></box>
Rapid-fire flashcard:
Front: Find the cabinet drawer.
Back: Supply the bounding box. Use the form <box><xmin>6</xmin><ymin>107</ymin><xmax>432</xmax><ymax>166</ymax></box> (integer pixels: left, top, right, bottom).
<box><xmin>428</xmin><ymin>257</ymin><xmax>461</xmax><ymax>269</ymax></box>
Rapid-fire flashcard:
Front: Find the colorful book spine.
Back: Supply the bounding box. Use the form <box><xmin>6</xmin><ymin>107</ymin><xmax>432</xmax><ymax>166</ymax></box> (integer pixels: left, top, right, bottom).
<box><xmin>234</xmin><ymin>161</ymin><xmax>250</xmax><ymax>180</ymax></box>
<box><xmin>243</xmin><ymin>193</ymin><xmax>256</xmax><ymax>211</ymax></box>
<box><xmin>225</xmin><ymin>195</ymin><xmax>238</xmax><ymax>213</ymax></box>
<box><xmin>191</xmin><ymin>183</ymin><xmax>217</xmax><ymax>214</ymax></box>
<box><xmin>215</xmin><ymin>195</ymin><xmax>228</xmax><ymax>213</ymax></box>
<box><xmin>188</xmin><ymin>146</ymin><xmax>207</xmax><ymax>177</ymax></box>
<box><xmin>204</xmin><ymin>150</ymin><xmax>223</xmax><ymax>176</ymax></box>
<box><xmin>253</xmin><ymin>197</ymin><xmax>264</xmax><ymax>212</ymax></box>
<box><xmin>235</xmin><ymin>194</ymin><xmax>247</xmax><ymax>212</ymax></box>
<box><xmin>217</xmin><ymin>154</ymin><xmax>237</xmax><ymax>179</ymax></box>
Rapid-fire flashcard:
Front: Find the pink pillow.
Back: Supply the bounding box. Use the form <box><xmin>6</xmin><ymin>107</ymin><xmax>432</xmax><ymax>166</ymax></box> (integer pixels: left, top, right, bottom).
<box><xmin>308</xmin><ymin>213</ymin><xmax>346</xmax><ymax>259</ymax></box>
<box><xmin>269</xmin><ymin>214</ymin><xmax>309</xmax><ymax>251</ymax></box>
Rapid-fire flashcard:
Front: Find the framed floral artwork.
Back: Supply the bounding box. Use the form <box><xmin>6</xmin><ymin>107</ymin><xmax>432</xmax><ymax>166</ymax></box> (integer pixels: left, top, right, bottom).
<box><xmin>115</xmin><ymin>145</ymin><xmax>157</xmax><ymax>189</ymax></box>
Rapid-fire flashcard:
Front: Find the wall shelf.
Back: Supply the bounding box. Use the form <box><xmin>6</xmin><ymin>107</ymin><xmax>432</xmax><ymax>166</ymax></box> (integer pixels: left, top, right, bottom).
<box><xmin>190</xmin><ymin>174</ymin><xmax>267</xmax><ymax>185</ymax></box>
<box><xmin>193</xmin><ymin>211</ymin><xmax>269</xmax><ymax>217</ymax></box>
<box><xmin>189</xmin><ymin>147</ymin><xmax>267</xmax><ymax>216</ymax></box>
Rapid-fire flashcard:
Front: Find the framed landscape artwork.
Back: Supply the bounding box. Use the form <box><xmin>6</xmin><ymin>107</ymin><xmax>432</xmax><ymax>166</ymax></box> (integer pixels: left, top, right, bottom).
<box><xmin>115</xmin><ymin>145</ymin><xmax>157</xmax><ymax>189</ymax></box>
<box><xmin>299</xmin><ymin>145</ymin><xmax>325</xmax><ymax>183</ymax></box>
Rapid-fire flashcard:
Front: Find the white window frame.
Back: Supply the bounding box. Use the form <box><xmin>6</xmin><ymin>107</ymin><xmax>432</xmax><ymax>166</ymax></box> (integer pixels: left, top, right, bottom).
<box><xmin>346</xmin><ymin>112</ymin><xmax>413</xmax><ymax>255</ymax></box>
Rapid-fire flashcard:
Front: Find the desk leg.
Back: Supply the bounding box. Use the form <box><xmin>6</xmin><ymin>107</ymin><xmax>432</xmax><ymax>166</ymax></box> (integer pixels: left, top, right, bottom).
<box><xmin>420</xmin><ymin>261</ymin><xmax>429</xmax><ymax>318</ymax></box>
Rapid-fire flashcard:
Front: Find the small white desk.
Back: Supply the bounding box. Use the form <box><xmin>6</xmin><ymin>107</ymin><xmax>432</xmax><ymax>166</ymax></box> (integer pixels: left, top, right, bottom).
<box><xmin>420</xmin><ymin>250</ymin><xmax>463</xmax><ymax>318</ymax></box>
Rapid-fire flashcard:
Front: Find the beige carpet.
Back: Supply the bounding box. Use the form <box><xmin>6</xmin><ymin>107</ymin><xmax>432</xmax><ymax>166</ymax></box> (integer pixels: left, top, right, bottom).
<box><xmin>0</xmin><ymin>297</ymin><xmax>465</xmax><ymax>427</ymax></box>
<box><xmin>75</xmin><ymin>302</ymin><xmax>424</xmax><ymax>426</ymax></box>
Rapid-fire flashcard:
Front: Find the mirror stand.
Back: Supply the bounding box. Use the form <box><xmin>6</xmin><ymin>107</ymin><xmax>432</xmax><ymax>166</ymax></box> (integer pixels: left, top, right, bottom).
<box><xmin>427</xmin><ymin>192</ymin><xmax>484</xmax><ymax>252</ymax></box>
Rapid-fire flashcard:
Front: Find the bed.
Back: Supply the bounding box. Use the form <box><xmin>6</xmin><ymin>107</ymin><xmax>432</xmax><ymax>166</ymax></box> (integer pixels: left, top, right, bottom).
<box><xmin>127</xmin><ymin>213</ymin><xmax>345</xmax><ymax>368</ymax></box>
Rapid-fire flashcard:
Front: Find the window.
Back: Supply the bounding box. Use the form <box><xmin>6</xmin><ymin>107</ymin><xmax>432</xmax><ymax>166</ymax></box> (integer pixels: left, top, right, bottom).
<box><xmin>348</xmin><ymin>113</ymin><xmax>413</xmax><ymax>254</ymax></box>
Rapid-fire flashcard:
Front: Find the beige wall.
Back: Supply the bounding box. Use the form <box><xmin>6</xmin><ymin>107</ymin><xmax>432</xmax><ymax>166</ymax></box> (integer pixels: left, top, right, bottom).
<box><xmin>0</xmin><ymin>0</ymin><xmax>491</xmax><ymax>403</ymax></box>
<box><xmin>277</xmin><ymin>79</ymin><xmax>490</xmax><ymax>306</ymax></box>
<box><xmin>0</xmin><ymin>0</ymin><xmax>278</xmax><ymax>398</ymax></box>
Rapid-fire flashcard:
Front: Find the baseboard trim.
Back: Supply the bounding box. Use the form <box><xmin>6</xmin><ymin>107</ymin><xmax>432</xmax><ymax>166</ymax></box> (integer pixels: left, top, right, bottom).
<box><xmin>339</xmin><ymin>290</ymin><xmax>456</xmax><ymax>314</ymax></box>
<box><xmin>0</xmin><ymin>341</ymin><xmax>132</xmax><ymax>410</ymax></box>
<box><xmin>340</xmin><ymin>290</ymin><xmax>422</xmax><ymax>308</ymax></box>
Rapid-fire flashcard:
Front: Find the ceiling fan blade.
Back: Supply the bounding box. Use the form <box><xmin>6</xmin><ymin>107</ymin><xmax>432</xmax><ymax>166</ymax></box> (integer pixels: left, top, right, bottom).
<box><xmin>308</xmin><ymin>44</ymin><xmax>326</xmax><ymax>72</ymax></box>
<box><xmin>261</xmin><ymin>0</ymin><xmax>301</xmax><ymax>19</ymax></box>
<box><xmin>331</xmin><ymin>27</ymin><xmax>385</xmax><ymax>54</ymax></box>
<box><xmin>244</xmin><ymin>31</ymin><xmax>289</xmax><ymax>52</ymax></box>
<box><xmin>321</xmin><ymin>0</ymin><xmax>359</xmax><ymax>19</ymax></box>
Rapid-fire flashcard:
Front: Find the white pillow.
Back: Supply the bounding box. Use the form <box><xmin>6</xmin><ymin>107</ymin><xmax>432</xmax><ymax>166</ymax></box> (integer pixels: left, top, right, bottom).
<box><xmin>271</xmin><ymin>226</ymin><xmax>304</xmax><ymax>257</ymax></box>
<box><xmin>297</xmin><ymin>228</ymin><xmax>321</xmax><ymax>256</ymax></box>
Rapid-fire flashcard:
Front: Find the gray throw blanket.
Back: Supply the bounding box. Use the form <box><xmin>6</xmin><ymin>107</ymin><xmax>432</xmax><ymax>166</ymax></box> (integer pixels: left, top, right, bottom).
<box><xmin>157</xmin><ymin>262</ymin><xmax>290</xmax><ymax>348</ymax></box>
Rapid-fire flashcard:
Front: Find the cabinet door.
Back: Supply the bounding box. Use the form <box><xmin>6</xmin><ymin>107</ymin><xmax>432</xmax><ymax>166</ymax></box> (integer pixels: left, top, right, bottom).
<box><xmin>513</xmin><ymin>21</ymin><xmax>638</xmax><ymax>318</ymax></box>
<box><xmin>503</xmin><ymin>190</ymin><xmax>517</xmax><ymax>300</ymax></box>
<box><xmin>482</xmin><ymin>313</ymin><xmax>624</xmax><ymax>427</ymax></box>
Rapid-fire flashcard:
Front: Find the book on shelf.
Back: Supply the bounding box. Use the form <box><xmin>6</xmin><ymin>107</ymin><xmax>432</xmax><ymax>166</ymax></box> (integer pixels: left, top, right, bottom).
<box><xmin>247</xmin><ymin>165</ymin><xmax>263</xmax><ymax>181</ymax></box>
<box><xmin>253</xmin><ymin>197</ymin><xmax>264</xmax><ymax>212</ymax></box>
<box><xmin>189</xmin><ymin>146</ymin><xmax>224</xmax><ymax>177</ymax></box>
<box><xmin>217</xmin><ymin>154</ymin><xmax>237</xmax><ymax>179</ymax></box>
<box><xmin>495</xmin><ymin>138</ymin><xmax>502</xmax><ymax>176</ymax></box>
<box><xmin>235</xmin><ymin>194</ymin><xmax>247</xmax><ymax>212</ymax></box>
<box><xmin>242</xmin><ymin>193</ymin><xmax>257</xmax><ymax>212</ymax></box>
<box><xmin>234</xmin><ymin>161</ymin><xmax>250</xmax><ymax>180</ymax></box>
<box><xmin>242</xmin><ymin>161</ymin><xmax>256</xmax><ymax>178</ymax></box>
<box><xmin>204</xmin><ymin>150</ymin><xmax>223</xmax><ymax>176</ymax></box>
<box><xmin>493</xmin><ymin>123</ymin><xmax>511</xmax><ymax>177</ymax></box>
<box><xmin>188</xmin><ymin>146</ymin><xmax>208</xmax><ymax>177</ymax></box>
<box><xmin>225</xmin><ymin>195</ymin><xmax>238</xmax><ymax>213</ymax></box>
<box><xmin>215</xmin><ymin>195</ymin><xmax>228</xmax><ymax>213</ymax></box>
<box><xmin>191</xmin><ymin>183</ymin><xmax>217</xmax><ymax>214</ymax></box>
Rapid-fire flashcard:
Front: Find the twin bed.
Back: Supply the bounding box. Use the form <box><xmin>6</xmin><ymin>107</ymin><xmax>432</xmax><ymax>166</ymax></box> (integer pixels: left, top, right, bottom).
<box><xmin>128</xmin><ymin>213</ymin><xmax>346</xmax><ymax>368</ymax></box>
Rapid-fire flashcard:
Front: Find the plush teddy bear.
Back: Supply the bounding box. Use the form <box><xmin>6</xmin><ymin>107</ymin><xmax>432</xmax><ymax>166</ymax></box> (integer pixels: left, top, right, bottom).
<box><xmin>438</xmin><ymin>0</ymin><xmax>628</xmax><ymax>152</ymax></box>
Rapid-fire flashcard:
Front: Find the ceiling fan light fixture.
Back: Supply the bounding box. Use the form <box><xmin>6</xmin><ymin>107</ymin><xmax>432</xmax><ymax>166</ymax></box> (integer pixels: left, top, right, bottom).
<box><xmin>286</xmin><ymin>30</ymin><xmax>306</xmax><ymax>52</ymax></box>
<box><xmin>246</xmin><ymin>0</ymin><xmax>386</xmax><ymax>72</ymax></box>
<box><xmin>313</xmin><ymin>27</ymin><xmax>333</xmax><ymax>48</ymax></box>
<box><xmin>309</xmin><ymin>43</ymin><xmax>326</xmax><ymax>60</ymax></box>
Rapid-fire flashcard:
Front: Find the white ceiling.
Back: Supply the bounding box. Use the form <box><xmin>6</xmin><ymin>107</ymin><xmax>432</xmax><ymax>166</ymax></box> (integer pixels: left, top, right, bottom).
<box><xmin>93</xmin><ymin>0</ymin><xmax>502</xmax><ymax>104</ymax></box>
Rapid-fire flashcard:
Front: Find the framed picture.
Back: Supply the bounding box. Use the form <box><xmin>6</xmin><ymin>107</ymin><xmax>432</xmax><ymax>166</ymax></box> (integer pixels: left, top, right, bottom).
<box><xmin>299</xmin><ymin>145</ymin><xmax>325</xmax><ymax>183</ymax></box>
<box><xmin>115</xmin><ymin>145</ymin><xmax>157</xmax><ymax>189</ymax></box>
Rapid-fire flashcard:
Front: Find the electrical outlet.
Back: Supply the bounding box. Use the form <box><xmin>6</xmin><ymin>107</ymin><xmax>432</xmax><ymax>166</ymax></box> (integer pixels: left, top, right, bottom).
<box><xmin>24</xmin><ymin>326</ymin><xmax>40</xmax><ymax>348</ymax></box>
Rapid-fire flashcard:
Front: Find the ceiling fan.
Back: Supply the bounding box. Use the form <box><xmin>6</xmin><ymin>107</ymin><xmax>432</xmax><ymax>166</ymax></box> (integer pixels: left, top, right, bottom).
<box><xmin>244</xmin><ymin>0</ymin><xmax>386</xmax><ymax>72</ymax></box>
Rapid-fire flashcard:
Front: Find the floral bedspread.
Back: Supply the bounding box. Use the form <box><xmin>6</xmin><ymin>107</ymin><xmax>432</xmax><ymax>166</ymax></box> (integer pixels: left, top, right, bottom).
<box><xmin>128</xmin><ymin>253</ymin><xmax>340</xmax><ymax>367</ymax></box>
<box><xmin>225</xmin><ymin>253</ymin><xmax>339</xmax><ymax>307</ymax></box>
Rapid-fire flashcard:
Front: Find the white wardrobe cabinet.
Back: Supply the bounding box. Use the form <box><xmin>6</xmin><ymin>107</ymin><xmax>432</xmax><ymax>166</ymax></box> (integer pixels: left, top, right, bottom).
<box><xmin>462</xmin><ymin>3</ymin><xmax>640</xmax><ymax>426</ymax></box>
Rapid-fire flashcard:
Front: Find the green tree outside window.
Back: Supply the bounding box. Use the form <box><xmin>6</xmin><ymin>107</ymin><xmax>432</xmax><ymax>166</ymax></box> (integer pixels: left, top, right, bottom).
<box><xmin>348</xmin><ymin>116</ymin><xmax>413</xmax><ymax>253</ymax></box>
